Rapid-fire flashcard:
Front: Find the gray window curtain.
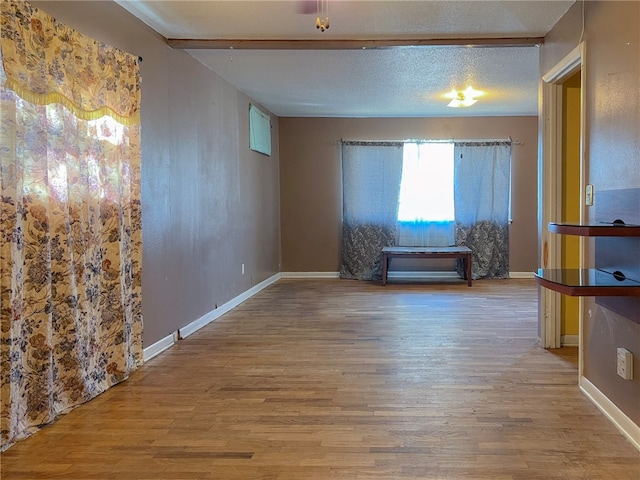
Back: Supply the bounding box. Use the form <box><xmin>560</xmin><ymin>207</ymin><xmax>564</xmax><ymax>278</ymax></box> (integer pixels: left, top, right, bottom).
<box><xmin>340</xmin><ymin>142</ymin><xmax>404</xmax><ymax>280</ymax></box>
<box><xmin>454</xmin><ymin>143</ymin><xmax>512</xmax><ymax>279</ymax></box>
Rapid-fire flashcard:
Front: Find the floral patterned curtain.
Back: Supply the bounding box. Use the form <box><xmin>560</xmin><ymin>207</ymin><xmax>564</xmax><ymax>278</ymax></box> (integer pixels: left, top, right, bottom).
<box><xmin>0</xmin><ymin>0</ymin><xmax>142</xmax><ymax>450</ymax></box>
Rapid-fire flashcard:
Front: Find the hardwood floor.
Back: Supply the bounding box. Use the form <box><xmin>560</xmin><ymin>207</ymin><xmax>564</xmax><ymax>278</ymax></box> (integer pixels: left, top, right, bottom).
<box><xmin>2</xmin><ymin>278</ymin><xmax>639</xmax><ymax>479</ymax></box>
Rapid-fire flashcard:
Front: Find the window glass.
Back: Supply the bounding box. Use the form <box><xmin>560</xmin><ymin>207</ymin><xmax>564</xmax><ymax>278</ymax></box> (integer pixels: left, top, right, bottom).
<box><xmin>397</xmin><ymin>142</ymin><xmax>455</xmax><ymax>222</ymax></box>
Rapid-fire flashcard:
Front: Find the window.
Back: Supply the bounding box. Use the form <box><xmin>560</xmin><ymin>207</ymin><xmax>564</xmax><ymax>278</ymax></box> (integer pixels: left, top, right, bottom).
<box><xmin>397</xmin><ymin>142</ymin><xmax>455</xmax><ymax>222</ymax></box>
<box><xmin>249</xmin><ymin>103</ymin><xmax>272</xmax><ymax>156</ymax></box>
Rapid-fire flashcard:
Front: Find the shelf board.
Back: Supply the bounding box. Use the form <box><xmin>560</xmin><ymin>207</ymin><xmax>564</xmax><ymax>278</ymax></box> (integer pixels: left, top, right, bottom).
<box><xmin>548</xmin><ymin>222</ymin><xmax>640</xmax><ymax>236</ymax></box>
<box><xmin>535</xmin><ymin>269</ymin><xmax>640</xmax><ymax>297</ymax></box>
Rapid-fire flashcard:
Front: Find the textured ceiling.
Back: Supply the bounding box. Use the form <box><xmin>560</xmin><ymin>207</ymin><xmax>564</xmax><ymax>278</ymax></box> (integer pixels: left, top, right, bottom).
<box><xmin>116</xmin><ymin>0</ymin><xmax>576</xmax><ymax>117</ymax></box>
<box><xmin>187</xmin><ymin>46</ymin><xmax>541</xmax><ymax>117</ymax></box>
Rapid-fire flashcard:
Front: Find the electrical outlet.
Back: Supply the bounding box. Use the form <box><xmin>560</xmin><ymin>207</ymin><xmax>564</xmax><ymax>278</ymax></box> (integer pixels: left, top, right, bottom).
<box><xmin>617</xmin><ymin>348</ymin><xmax>633</xmax><ymax>380</ymax></box>
<box><xmin>242</xmin><ymin>263</ymin><xmax>245</xmax><ymax>275</ymax></box>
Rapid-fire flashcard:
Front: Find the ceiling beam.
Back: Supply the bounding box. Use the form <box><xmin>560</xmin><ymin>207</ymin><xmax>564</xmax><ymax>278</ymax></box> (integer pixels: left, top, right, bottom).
<box><xmin>167</xmin><ymin>37</ymin><xmax>544</xmax><ymax>50</ymax></box>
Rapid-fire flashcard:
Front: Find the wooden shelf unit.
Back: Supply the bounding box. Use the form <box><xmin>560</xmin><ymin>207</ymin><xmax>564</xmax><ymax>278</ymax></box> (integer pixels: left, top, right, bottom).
<box><xmin>535</xmin><ymin>268</ymin><xmax>640</xmax><ymax>297</ymax></box>
<box><xmin>548</xmin><ymin>222</ymin><xmax>640</xmax><ymax>237</ymax></box>
<box><xmin>536</xmin><ymin>222</ymin><xmax>640</xmax><ymax>297</ymax></box>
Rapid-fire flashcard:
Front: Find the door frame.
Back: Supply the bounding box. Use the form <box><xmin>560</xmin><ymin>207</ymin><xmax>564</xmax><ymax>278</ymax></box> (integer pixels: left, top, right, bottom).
<box><xmin>539</xmin><ymin>43</ymin><xmax>586</xmax><ymax>352</ymax></box>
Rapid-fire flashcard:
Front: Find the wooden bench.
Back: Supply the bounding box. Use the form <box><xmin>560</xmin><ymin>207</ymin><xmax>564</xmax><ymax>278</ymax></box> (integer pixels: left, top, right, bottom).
<box><xmin>381</xmin><ymin>246</ymin><xmax>473</xmax><ymax>286</ymax></box>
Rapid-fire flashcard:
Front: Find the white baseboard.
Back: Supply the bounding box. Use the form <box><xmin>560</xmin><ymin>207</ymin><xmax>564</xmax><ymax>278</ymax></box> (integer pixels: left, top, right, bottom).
<box><xmin>143</xmin><ymin>273</ymin><xmax>281</xmax><ymax>361</ymax></box>
<box><xmin>143</xmin><ymin>331</ymin><xmax>178</xmax><ymax>362</ymax></box>
<box><xmin>580</xmin><ymin>376</ymin><xmax>640</xmax><ymax>451</ymax></box>
<box><xmin>509</xmin><ymin>271</ymin><xmax>535</xmax><ymax>278</ymax></box>
<box><xmin>180</xmin><ymin>273</ymin><xmax>281</xmax><ymax>339</ymax></box>
<box><xmin>281</xmin><ymin>272</ymin><xmax>340</xmax><ymax>278</ymax></box>
<box><xmin>561</xmin><ymin>334</ymin><xmax>579</xmax><ymax>347</ymax></box>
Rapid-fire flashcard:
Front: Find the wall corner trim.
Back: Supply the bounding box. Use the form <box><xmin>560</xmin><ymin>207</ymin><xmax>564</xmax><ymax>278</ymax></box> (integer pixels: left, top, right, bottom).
<box><xmin>142</xmin><ymin>273</ymin><xmax>282</xmax><ymax>362</ymax></box>
<box><xmin>580</xmin><ymin>376</ymin><xmax>640</xmax><ymax>452</ymax></box>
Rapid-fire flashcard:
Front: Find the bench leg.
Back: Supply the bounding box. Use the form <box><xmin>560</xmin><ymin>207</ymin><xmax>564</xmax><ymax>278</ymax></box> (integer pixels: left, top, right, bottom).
<box><xmin>466</xmin><ymin>255</ymin><xmax>472</xmax><ymax>287</ymax></box>
<box><xmin>382</xmin><ymin>253</ymin><xmax>388</xmax><ymax>286</ymax></box>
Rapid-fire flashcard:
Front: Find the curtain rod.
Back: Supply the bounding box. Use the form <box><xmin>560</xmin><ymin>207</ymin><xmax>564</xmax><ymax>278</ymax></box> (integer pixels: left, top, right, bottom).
<box><xmin>340</xmin><ymin>138</ymin><xmax>524</xmax><ymax>146</ymax></box>
<box><xmin>340</xmin><ymin>140</ymin><xmax>404</xmax><ymax>146</ymax></box>
<box><xmin>451</xmin><ymin>137</ymin><xmax>525</xmax><ymax>146</ymax></box>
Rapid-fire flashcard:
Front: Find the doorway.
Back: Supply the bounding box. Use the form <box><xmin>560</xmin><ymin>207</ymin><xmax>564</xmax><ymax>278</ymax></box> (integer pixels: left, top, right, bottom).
<box><xmin>539</xmin><ymin>44</ymin><xmax>584</xmax><ymax>350</ymax></box>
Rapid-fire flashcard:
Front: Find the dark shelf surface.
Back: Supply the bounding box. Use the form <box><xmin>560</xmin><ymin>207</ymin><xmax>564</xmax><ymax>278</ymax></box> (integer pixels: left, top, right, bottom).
<box><xmin>549</xmin><ymin>222</ymin><xmax>640</xmax><ymax>236</ymax></box>
<box><xmin>535</xmin><ymin>268</ymin><xmax>640</xmax><ymax>297</ymax></box>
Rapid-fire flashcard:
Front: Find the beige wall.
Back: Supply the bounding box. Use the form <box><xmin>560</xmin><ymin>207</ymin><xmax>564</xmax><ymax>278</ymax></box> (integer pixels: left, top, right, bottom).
<box><xmin>33</xmin><ymin>1</ymin><xmax>282</xmax><ymax>347</ymax></box>
<box><xmin>279</xmin><ymin>117</ymin><xmax>539</xmax><ymax>273</ymax></box>
<box><xmin>542</xmin><ymin>1</ymin><xmax>640</xmax><ymax>424</ymax></box>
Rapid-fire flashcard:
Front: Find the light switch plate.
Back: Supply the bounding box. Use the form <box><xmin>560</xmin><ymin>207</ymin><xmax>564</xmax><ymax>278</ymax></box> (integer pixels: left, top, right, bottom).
<box><xmin>585</xmin><ymin>184</ymin><xmax>594</xmax><ymax>206</ymax></box>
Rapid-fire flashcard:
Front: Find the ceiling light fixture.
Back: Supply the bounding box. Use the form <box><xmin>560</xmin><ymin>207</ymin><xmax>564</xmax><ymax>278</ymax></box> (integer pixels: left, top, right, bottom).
<box><xmin>445</xmin><ymin>86</ymin><xmax>484</xmax><ymax>108</ymax></box>
<box><xmin>315</xmin><ymin>0</ymin><xmax>330</xmax><ymax>32</ymax></box>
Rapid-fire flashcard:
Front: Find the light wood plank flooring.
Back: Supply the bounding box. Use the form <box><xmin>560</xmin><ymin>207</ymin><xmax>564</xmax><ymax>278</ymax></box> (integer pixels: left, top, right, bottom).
<box><xmin>2</xmin><ymin>278</ymin><xmax>639</xmax><ymax>479</ymax></box>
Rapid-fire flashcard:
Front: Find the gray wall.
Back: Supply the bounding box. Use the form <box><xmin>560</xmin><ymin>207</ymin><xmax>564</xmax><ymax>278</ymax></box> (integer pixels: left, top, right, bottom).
<box><xmin>32</xmin><ymin>1</ymin><xmax>282</xmax><ymax>347</ymax></box>
<box><xmin>541</xmin><ymin>1</ymin><xmax>640</xmax><ymax>424</ymax></box>
<box><xmin>279</xmin><ymin>116</ymin><xmax>539</xmax><ymax>273</ymax></box>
